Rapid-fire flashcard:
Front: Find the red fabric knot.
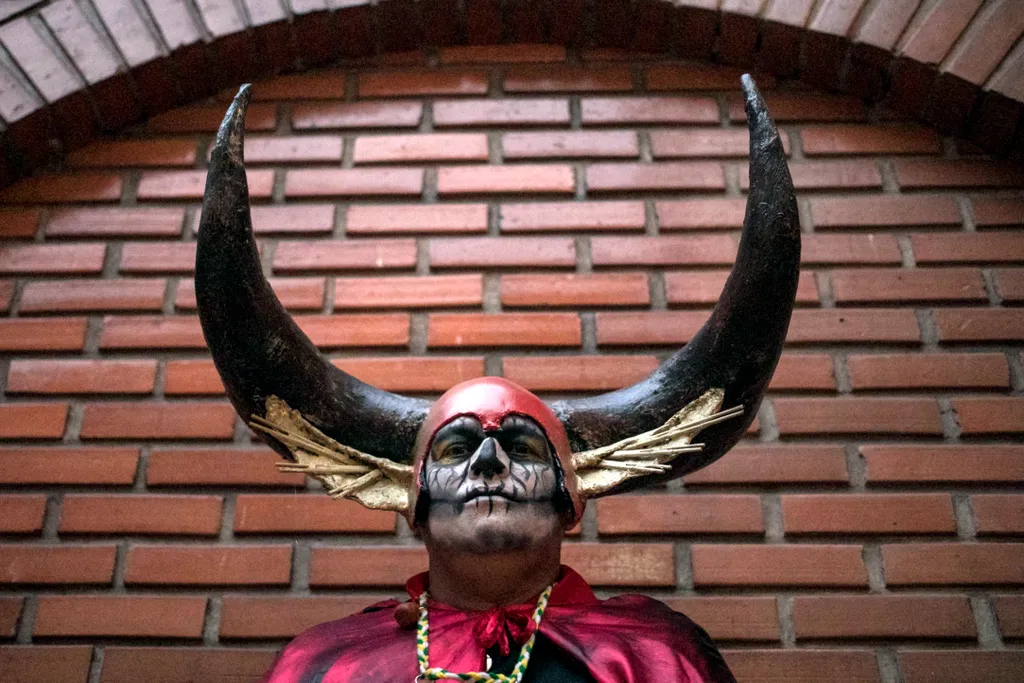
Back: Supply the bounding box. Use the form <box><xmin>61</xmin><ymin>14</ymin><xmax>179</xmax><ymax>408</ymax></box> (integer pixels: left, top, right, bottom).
<box><xmin>472</xmin><ymin>605</ymin><xmax>536</xmax><ymax>656</ymax></box>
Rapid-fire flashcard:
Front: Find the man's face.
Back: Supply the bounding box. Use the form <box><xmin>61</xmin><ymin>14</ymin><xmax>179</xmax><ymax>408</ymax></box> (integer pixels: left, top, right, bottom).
<box><xmin>419</xmin><ymin>414</ymin><xmax>562</xmax><ymax>553</ymax></box>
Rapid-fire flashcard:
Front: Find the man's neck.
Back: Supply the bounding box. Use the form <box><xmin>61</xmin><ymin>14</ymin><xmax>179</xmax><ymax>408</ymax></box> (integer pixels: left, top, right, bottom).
<box><xmin>425</xmin><ymin>544</ymin><xmax>561</xmax><ymax>610</ymax></box>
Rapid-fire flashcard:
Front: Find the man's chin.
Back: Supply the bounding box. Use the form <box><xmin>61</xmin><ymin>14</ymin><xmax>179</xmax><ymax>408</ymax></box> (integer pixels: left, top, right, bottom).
<box><xmin>428</xmin><ymin>511</ymin><xmax>560</xmax><ymax>554</ymax></box>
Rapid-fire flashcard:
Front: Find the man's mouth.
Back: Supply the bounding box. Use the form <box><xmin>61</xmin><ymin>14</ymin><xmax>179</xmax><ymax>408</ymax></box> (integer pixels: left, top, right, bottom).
<box><xmin>463</xmin><ymin>489</ymin><xmax>517</xmax><ymax>504</ymax></box>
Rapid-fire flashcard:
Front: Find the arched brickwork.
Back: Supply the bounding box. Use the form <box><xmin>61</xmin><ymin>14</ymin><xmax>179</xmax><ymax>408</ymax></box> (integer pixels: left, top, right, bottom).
<box><xmin>0</xmin><ymin>0</ymin><xmax>1022</xmax><ymax>186</ymax></box>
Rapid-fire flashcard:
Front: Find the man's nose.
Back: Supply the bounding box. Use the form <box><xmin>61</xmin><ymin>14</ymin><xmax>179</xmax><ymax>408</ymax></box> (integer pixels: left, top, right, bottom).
<box><xmin>469</xmin><ymin>437</ymin><xmax>508</xmax><ymax>479</ymax></box>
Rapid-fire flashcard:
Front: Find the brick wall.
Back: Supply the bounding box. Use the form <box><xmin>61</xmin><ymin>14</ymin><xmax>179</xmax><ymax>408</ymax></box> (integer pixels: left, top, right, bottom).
<box><xmin>0</xmin><ymin>47</ymin><xmax>1022</xmax><ymax>682</ymax></box>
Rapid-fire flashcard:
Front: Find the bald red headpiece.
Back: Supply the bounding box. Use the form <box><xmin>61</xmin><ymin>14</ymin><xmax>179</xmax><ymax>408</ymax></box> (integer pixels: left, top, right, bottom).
<box><xmin>410</xmin><ymin>377</ymin><xmax>582</xmax><ymax>525</ymax></box>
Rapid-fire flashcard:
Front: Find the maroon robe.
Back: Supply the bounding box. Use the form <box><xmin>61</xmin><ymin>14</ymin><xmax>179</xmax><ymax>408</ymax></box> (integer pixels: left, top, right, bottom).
<box><xmin>262</xmin><ymin>566</ymin><xmax>737</xmax><ymax>683</ymax></box>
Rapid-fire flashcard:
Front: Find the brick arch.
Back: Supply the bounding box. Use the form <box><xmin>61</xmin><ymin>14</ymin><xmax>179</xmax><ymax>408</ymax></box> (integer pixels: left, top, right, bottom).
<box><xmin>0</xmin><ymin>0</ymin><xmax>1021</xmax><ymax>185</ymax></box>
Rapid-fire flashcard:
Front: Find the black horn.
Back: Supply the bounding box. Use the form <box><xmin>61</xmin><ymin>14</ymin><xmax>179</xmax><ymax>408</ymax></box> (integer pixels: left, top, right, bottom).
<box><xmin>549</xmin><ymin>75</ymin><xmax>801</xmax><ymax>489</ymax></box>
<box><xmin>195</xmin><ymin>85</ymin><xmax>430</xmax><ymax>463</ymax></box>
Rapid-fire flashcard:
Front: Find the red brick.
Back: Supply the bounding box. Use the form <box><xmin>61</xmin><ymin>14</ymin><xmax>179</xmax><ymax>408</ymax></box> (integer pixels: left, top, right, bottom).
<box><xmin>500</xmin><ymin>200</ymin><xmax>645</xmax><ymax>232</ymax></box>
<box><xmin>0</xmin><ymin>646</ymin><xmax>92</xmax><ymax>683</ymax></box>
<box><xmin>433</xmin><ymin>98</ymin><xmax>570</xmax><ymax>127</ymax></box>
<box><xmin>724</xmin><ymin>649</ymin><xmax>880</xmax><ymax>683</ymax></box>
<box><xmin>353</xmin><ymin>133</ymin><xmax>489</xmax><ymax>163</ymax></box>
<box><xmin>801</xmin><ymin>124</ymin><xmax>941</xmax><ymax>155</ymax></box>
<box><xmin>503</xmin><ymin>130</ymin><xmax>638</xmax><ymax>159</ymax></box>
<box><xmin>34</xmin><ymin>596</ymin><xmax>206</xmax><ymax>638</ymax></box>
<box><xmin>67</xmin><ymin>139</ymin><xmax>198</xmax><ymax>168</ymax></box>
<box><xmin>774</xmin><ymin>398</ymin><xmax>942</xmax><ymax>435</ymax></box>
<box><xmin>0</xmin><ymin>173</ymin><xmax>122</xmax><ymax>203</ymax></box>
<box><xmin>503</xmin><ymin>355</ymin><xmax>659</xmax><ymax>391</ymax></box>
<box><xmin>652</xmin><ymin>129</ymin><xmax>789</xmax><ymax>158</ymax></box>
<box><xmin>899</xmin><ymin>651</ymin><xmax>1024</xmax><ymax>683</ymax></box>
<box><xmin>430</xmin><ymin>236</ymin><xmax>576</xmax><ymax>268</ymax></box>
<box><xmin>310</xmin><ymin>545</ymin><xmax>427</xmax><ymax>586</ymax></box>
<box><xmin>99</xmin><ymin>315</ymin><xmax>204</xmax><ymax>349</ymax></box>
<box><xmin>334</xmin><ymin>274</ymin><xmax>482</xmax><ymax>309</ymax></box>
<box><xmin>0</xmin><ymin>210</ymin><xmax>40</xmax><ymax>238</ymax></box>
<box><xmin>429</xmin><ymin>313</ymin><xmax>580</xmax><ymax>348</ymax></box>
<box><xmin>220</xmin><ymin>596</ymin><xmax>381</xmax><ymax>639</ymax></box>
<box><xmin>914</xmin><ymin>233</ymin><xmax>1024</xmax><ymax>264</ymax></box>
<box><xmin>646</xmin><ymin>64</ymin><xmax>776</xmax><ymax>91</ymax></box>
<box><xmin>656</xmin><ymin>198</ymin><xmax>746</xmax><ymax>231</ymax></box>
<box><xmin>0</xmin><ymin>318</ymin><xmax>87</xmax><ymax>351</ymax></box>
<box><xmin>150</xmin><ymin>103</ymin><xmax>277</xmax><ymax>132</ymax></box>
<box><xmin>440</xmin><ymin>44</ymin><xmax>566</xmax><ymax>64</ymax></box>
<box><xmin>596</xmin><ymin>310</ymin><xmax>710</xmax><ymax>346</ymax></box>
<box><xmin>863</xmin><ymin>445</ymin><xmax>1024</xmax><ymax>485</ymax></box>
<box><xmin>80</xmin><ymin>402</ymin><xmax>236</xmax><ymax>439</ymax></box>
<box><xmin>793</xmin><ymin>595</ymin><xmax>975</xmax><ymax>639</ymax></box>
<box><xmin>597</xmin><ymin>494</ymin><xmax>763</xmax><ymax>535</ymax></box>
<box><xmin>0</xmin><ymin>545</ymin><xmax>115</xmax><ymax>584</ymax></box>
<box><xmin>810</xmin><ymin>195</ymin><xmax>961</xmax><ymax>229</ymax></box>
<box><xmin>0</xmin><ymin>280</ymin><xmax>11</xmax><ymax>312</ymax></box>
<box><xmin>936</xmin><ymin>308</ymin><xmax>1024</xmax><ymax>342</ymax></box>
<box><xmin>802</xmin><ymin>234</ymin><xmax>903</xmax><ymax>265</ymax></box>
<box><xmin>883</xmin><ymin>543</ymin><xmax>1024</xmax><ymax>586</ymax></box>
<box><xmin>100</xmin><ymin>646</ymin><xmax>277</xmax><ymax>682</ymax></box>
<box><xmin>234</xmin><ymin>495</ymin><xmax>395</xmax><ymax>534</ymax></box>
<box><xmin>953</xmin><ymin>397</ymin><xmax>1024</xmax><ymax>435</ymax></box>
<box><xmin>293</xmin><ymin>101</ymin><xmax>423</xmax><ymax>130</ymax></box>
<box><xmin>994</xmin><ymin>595</ymin><xmax>1024</xmax><ymax>638</ymax></box>
<box><xmin>285</xmin><ymin>168</ymin><xmax>423</xmax><ymax>197</ymax></box>
<box><xmin>770</xmin><ymin>354</ymin><xmax>836</xmax><ymax>390</ymax></box>
<box><xmin>726</xmin><ymin>92</ymin><xmax>869</xmax><ymax>122</ymax></box>
<box><xmin>685</xmin><ymin>445</ymin><xmax>849</xmax><ymax>486</ymax></box>
<box><xmin>137</xmin><ymin>169</ymin><xmax>273</xmax><ymax>200</ymax></box>
<box><xmin>334</xmin><ymin>356</ymin><xmax>485</xmax><ymax>392</ymax></box>
<box><xmin>294</xmin><ymin>314</ymin><xmax>410</xmax><ymax>348</ymax></box>
<box><xmin>592</xmin><ymin>235</ymin><xmax>737</xmax><ymax>266</ymax></box>
<box><xmin>176</xmin><ymin>277</ymin><xmax>325</xmax><ymax>311</ymax></box>
<box><xmin>217</xmin><ymin>205</ymin><xmax>338</xmax><ymax>235</ymax></box>
<box><xmin>0</xmin><ymin>495</ymin><xmax>46</xmax><ymax>534</ymax></box>
<box><xmin>7</xmin><ymin>359</ymin><xmax>157</xmax><ymax>395</ymax></box>
<box><xmin>358</xmin><ymin>70</ymin><xmax>488</xmax><ymax>97</ymax></box>
<box><xmin>661</xmin><ymin>596</ymin><xmax>778</xmax><ymax>642</ymax></box>
<box><xmin>587</xmin><ymin>162</ymin><xmax>725</xmax><ymax>192</ymax></box>
<box><xmin>273</xmin><ymin>239</ymin><xmax>417</xmax><ymax>272</ymax></box>
<box><xmin>20</xmin><ymin>279</ymin><xmax>166</xmax><ymax>313</ymax></box>
<box><xmin>505</xmin><ymin>65</ymin><xmax>632</xmax><ymax>92</ymax></box>
<box><xmin>0</xmin><ymin>244</ymin><xmax>105</xmax><ymax>275</ymax></box>
<box><xmin>146</xmin><ymin>448</ymin><xmax>301</xmax><ymax>487</ymax></box>
<box><xmin>972</xmin><ymin>495</ymin><xmax>1024</xmax><ymax>535</ymax></box>
<box><xmin>347</xmin><ymin>204</ymin><xmax>488</xmax><ymax>235</ymax></box>
<box><xmin>995</xmin><ymin>269</ymin><xmax>1024</xmax><ymax>301</ymax></box>
<box><xmin>833</xmin><ymin>267</ymin><xmax>987</xmax><ymax>304</ymax></box>
<box><xmin>47</xmin><ymin>207</ymin><xmax>185</xmax><ymax>238</ymax></box>
<box><xmin>692</xmin><ymin>545</ymin><xmax>867</xmax><ymax>587</ymax></box>
<box><xmin>236</xmin><ymin>136</ymin><xmax>342</xmax><ymax>164</ymax></box>
<box><xmin>0</xmin><ymin>597</ymin><xmax>22</xmax><ymax>637</ymax></box>
<box><xmin>972</xmin><ymin>198</ymin><xmax>1024</xmax><ymax>227</ymax></box>
<box><xmin>738</xmin><ymin>159</ymin><xmax>884</xmax><ymax>190</ymax></box>
<box><xmin>895</xmin><ymin>160</ymin><xmax>1024</xmax><ymax>189</ymax></box>
<box><xmin>438</xmin><ymin>164</ymin><xmax>574</xmax><ymax>195</ymax></box>
<box><xmin>0</xmin><ymin>447</ymin><xmax>138</xmax><ymax>485</ymax></box>
<box><xmin>0</xmin><ymin>404</ymin><xmax>68</xmax><ymax>439</ymax></box>
<box><xmin>783</xmin><ymin>493</ymin><xmax>956</xmax><ymax>535</ymax></box>
<box><xmin>125</xmin><ymin>545</ymin><xmax>291</xmax><ymax>585</ymax></box>
<box><xmin>248</xmin><ymin>71</ymin><xmax>346</xmax><ymax>100</ymax></box>
<box><xmin>848</xmin><ymin>353</ymin><xmax>1009</xmax><ymax>390</ymax></box>
<box><xmin>120</xmin><ymin>243</ymin><xmax>197</xmax><ymax>274</ymax></box>
<box><xmin>666</xmin><ymin>271</ymin><xmax>819</xmax><ymax>305</ymax></box>
<box><xmin>501</xmin><ymin>272</ymin><xmax>649</xmax><ymax>307</ymax></box>
<box><xmin>787</xmin><ymin>309</ymin><xmax>921</xmax><ymax>343</ymax></box>
<box><xmin>560</xmin><ymin>543</ymin><xmax>675</xmax><ymax>587</ymax></box>
<box><xmin>60</xmin><ymin>494</ymin><xmax>222</xmax><ymax>535</ymax></box>
<box><xmin>580</xmin><ymin>96</ymin><xmax>719</xmax><ymax>124</ymax></box>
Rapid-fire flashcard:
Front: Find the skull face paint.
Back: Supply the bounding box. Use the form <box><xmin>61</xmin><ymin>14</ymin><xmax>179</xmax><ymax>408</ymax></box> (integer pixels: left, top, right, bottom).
<box><xmin>421</xmin><ymin>413</ymin><xmax>561</xmax><ymax>553</ymax></box>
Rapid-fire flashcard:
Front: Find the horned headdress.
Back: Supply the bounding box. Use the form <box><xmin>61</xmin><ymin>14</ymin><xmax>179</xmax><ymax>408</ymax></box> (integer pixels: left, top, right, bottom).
<box><xmin>195</xmin><ymin>75</ymin><xmax>800</xmax><ymax>521</ymax></box>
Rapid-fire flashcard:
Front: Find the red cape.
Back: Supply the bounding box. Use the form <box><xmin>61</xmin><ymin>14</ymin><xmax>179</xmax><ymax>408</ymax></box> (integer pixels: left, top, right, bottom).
<box><xmin>262</xmin><ymin>566</ymin><xmax>736</xmax><ymax>683</ymax></box>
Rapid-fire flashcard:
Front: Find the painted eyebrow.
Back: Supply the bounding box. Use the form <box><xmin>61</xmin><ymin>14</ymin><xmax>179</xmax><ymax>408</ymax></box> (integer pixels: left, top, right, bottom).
<box><xmin>433</xmin><ymin>418</ymin><xmax>485</xmax><ymax>443</ymax></box>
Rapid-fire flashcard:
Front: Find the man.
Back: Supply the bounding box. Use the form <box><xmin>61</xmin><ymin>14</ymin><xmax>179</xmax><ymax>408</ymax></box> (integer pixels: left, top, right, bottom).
<box><xmin>195</xmin><ymin>74</ymin><xmax>799</xmax><ymax>682</ymax></box>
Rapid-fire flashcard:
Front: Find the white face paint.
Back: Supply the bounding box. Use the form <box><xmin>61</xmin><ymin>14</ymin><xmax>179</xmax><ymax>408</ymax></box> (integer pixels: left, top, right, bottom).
<box><xmin>420</xmin><ymin>414</ymin><xmax>561</xmax><ymax>553</ymax></box>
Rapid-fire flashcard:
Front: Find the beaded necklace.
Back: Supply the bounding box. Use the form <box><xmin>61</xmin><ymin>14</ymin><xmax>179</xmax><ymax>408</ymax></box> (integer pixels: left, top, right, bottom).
<box><xmin>415</xmin><ymin>584</ymin><xmax>554</xmax><ymax>682</ymax></box>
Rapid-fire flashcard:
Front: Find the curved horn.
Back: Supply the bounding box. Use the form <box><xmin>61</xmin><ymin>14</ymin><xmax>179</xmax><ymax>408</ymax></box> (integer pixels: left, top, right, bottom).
<box><xmin>195</xmin><ymin>85</ymin><xmax>430</xmax><ymax>463</ymax></box>
<box><xmin>550</xmin><ymin>75</ymin><xmax>800</xmax><ymax>488</ymax></box>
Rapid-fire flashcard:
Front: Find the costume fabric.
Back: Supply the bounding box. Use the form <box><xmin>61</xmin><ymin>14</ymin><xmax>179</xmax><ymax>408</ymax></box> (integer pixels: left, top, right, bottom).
<box><xmin>261</xmin><ymin>566</ymin><xmax>737</xmax><ymax>683</ymax></box>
